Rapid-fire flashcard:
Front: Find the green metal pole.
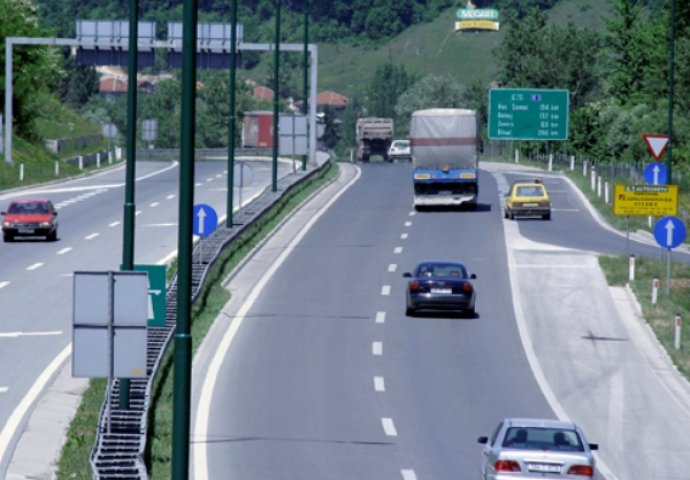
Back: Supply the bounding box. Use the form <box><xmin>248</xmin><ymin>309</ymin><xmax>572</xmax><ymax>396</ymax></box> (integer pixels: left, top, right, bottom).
<box><xmin>120</xmin><ymin>0</ymin><xmax>139</xmax><ymax>411</ymax></box>
<box><xmin>301</xmin><ymin>0</ymin><xmax>309</xmax><ymax>171</ymax></box>
<box><xmin>227</xmin><ymin>0</ymin><xmax>238</xmax><ymax>227</ymax></box>
<box><xmin>272</xmin><ymin>0</ymin><xmax>281</xmax><ymax>192</ymax></box>
<box><xmin>172</xmin><ymin>0</ymin><xmax>197</xmax><ymax>477</ymax></box>
<box><xmin>667</xmin><ymin>0</ymin><xmax>676</xmax><ymax>183</ymax></box>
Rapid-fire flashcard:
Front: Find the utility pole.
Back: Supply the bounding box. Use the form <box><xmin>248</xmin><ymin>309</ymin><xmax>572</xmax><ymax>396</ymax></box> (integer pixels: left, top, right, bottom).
<box><xmin>272</xmin><ymin>0</ymin><xmax>281</xmax><ymax>192</ymax></box>
<box><xmin>227</xmin><ymin>0</ymin><xmax>238</xmax><ymax>226</ymax></box>
<box><xmin>666</xmin><ymin>0</ymin><xmax>676</xmax><ymax>182</ymax></box>
<box><xmin>302</xmin><ymin>0</ymin><xmax>309</xmax><ymax>171</ymax></box>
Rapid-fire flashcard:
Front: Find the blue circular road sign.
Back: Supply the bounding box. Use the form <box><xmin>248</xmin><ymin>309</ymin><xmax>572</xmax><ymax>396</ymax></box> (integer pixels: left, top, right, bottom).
<box><xmin>654</xmin><ymin>216</ymin><xmax>687</xmax><ymax>249</ymax></box>
<box><xmin>644</xmin><ymin>162</ymin><xmax>668</xmax><ymax>185</ymax></box>
<box><xmin>192</xmin><ymin>204</ymin><xmax>218</xmax><ymax>238</ymax></box>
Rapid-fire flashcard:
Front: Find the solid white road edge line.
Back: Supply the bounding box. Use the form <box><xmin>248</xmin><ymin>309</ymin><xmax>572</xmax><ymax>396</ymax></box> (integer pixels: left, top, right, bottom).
<box><xmin>192</xmin><ymin>164</ymin><xmax>361</xmax><ymax>479</ymax></box>
<box><xmin>0</xmin><ymin>345</ymin><xmax>71</xmax><ymax>465</ymax></box>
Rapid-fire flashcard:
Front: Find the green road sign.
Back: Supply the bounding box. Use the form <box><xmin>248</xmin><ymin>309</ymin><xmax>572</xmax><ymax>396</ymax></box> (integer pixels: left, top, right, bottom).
<box><xmin>128</xmin><ymin>264</ymin><xmax>167</xmax><ymax>327</ymax></box>
<box><xmin>488</xmin><ymin>88</ymin><xmax>569</xmax><ymax>141</ymax></box>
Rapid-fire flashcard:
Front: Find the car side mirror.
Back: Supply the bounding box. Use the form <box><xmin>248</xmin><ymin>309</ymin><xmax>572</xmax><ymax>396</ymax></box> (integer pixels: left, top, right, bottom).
<box><xmin>588</xmin><ymin>443</ymin><xmax>598</xmax><ymax>451</ymax></box>
<box><xmin>477</xmin><ymin>436</ymin><xmax>488</xmax><ymax>444</ymax></box>
<box><xmin>470</xmin><ymin>273</ymin><xmax>477</xmax><ymax>279</ymax></box>
<box><xmin>402</xmin><ymin>272</ymin><xmax>412</xmax><ymax>278</ymax></box>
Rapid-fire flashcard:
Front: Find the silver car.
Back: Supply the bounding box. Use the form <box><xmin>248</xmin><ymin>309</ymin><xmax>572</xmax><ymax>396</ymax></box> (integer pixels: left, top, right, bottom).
<box><xmin>388</xmin><ymin>139</ymin><xmax>411</xmax><ymax>161</ymax></box>
<box><xmin>477</xmin><ymin>418</ymin><xmax>598</xmax><ymax>479</ymax></box>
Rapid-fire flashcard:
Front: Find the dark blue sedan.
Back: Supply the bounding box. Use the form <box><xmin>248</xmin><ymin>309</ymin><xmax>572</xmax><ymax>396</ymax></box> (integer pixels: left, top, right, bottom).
<box><xmin>403</xmin><ymin>260</ymin><xmax>477</xmax><ymax>317</ymax></box>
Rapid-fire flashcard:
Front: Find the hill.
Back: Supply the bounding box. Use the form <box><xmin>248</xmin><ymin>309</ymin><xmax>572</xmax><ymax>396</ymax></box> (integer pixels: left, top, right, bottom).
<box><xmin>316</xmin><ymin>0</ymin><xmax>613</xmax><ymax>99</ymax></box>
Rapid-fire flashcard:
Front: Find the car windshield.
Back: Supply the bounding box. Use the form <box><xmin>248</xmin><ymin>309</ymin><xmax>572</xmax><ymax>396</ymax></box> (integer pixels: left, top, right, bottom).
<box><xmin>394</xmin><ymin>141</ymin><xmax>409</xmax><ymax>148</ymax></box>
<box><xmin>502</xmin><ymin>427</ymin><xmax>584</xmax><ymax>452</ymax></box>
<box><xmin>8</xmin><ymin>202</ymin><xmax>47</xmax><ymax>214</ymax></box>
<box><xmin>417</xmin><ymin>263</ymin><xmax>468</xmax><ymax>278</ymax></box>
<box><xmin>516</xmin><ymin>185</ymin><xmax>544</xmax><ymax>197</ymax></box>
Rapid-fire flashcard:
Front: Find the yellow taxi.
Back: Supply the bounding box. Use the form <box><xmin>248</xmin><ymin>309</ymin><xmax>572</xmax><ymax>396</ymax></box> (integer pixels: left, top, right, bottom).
<box><xmin>504</xmin><ymin>179</ymin><xmax>551</xmax><ymax>220</ymax></box>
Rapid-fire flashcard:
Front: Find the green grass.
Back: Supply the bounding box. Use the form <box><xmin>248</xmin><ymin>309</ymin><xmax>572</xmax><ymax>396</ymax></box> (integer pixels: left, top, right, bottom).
<box><xmin>55</xmin><ymin>161</ymin><xmax>338</xmax><ymax>479</ymax></box>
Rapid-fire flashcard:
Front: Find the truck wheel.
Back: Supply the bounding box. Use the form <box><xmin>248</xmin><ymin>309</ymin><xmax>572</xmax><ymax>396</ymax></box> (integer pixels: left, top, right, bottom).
<box><xmin>362</xmin><ymin>154</ymin><xmax>370</xmax><ymax>163</ymax></box>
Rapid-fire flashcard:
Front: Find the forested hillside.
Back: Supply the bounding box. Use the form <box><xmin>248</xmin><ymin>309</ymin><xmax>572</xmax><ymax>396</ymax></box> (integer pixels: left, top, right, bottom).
<box><xmin>3</xmin><ymin>0</ymin><xmax>690</xmax><ymax>176</ymax></box>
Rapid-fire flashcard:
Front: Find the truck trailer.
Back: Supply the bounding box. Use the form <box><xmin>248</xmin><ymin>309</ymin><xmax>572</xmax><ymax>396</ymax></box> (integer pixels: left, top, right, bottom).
<box><xmin>409</xmin><ymin>108</ymin><xmax>480</xmax><ymax>209</ymax></box>
<box><xmin>356</xmin><ymin>117</ymin><xmax>394</xmax><ymax>162</ymax></box>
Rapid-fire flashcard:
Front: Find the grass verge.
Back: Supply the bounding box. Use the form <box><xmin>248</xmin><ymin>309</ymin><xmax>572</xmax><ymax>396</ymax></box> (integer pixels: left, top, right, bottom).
<box><xmin>56</xmin><ymin>160</ymin><xmax>339</xmax><ymax>479</ymax></box>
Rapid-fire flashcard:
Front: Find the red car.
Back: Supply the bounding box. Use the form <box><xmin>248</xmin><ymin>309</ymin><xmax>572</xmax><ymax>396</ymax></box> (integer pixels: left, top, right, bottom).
<box><xmin>2</xmin><ymin>198</ymin><xmax>59</xmax><ymax>242</ymax></box>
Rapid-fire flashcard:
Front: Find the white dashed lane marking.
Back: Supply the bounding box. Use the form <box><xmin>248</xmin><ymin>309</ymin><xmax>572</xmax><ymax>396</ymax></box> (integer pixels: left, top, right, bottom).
<box><xmin>382</xmin><ymin>418</ymin><xmax>397</xmax><ymax>436</ymax></box>
<box><xmin>166</xmin><ymin>194</ymin><xmax>175</xmax><ymax>200</ymax></box>
<box><xmin>0</xmin><ymin>281</ymin><xmax>9</xmax><ymax>289</ymax></box>
<box><xmin>26</xmin><ymin>263</ymin><xmax>43</xmax><ymax>271</ymax></box>
<box><xmin>84</xmin><ymin>233</ymin><xmax>100</xmax><ymax>240</ymax></box>
<box><xmin>56</xmin><ymin>247</ymin><xmax>72</xmax><ymax>255</ymax></box>
<box><xmin>394</xmin><ymin>247</ymin><xmax>403</xmax><ymax>254</ymax></box>
<box><xmin>374</xmin><ymin>377</ymin><xmax>385</xmax><ymax>392</ymax></box>
<box><xmin>150</xmin><ymin>202</ymin><xmax>160</xmax><ymax>207</ymax></box>
<box><xmin>401</xmin><ymin>233</ymin><xmax>408</xmax><ymax>240</ymax></box>
<box><xmin>0</xmin><ymin>387</ymin><xmax>8</xmax><ymax>394</ymax></box>
<box><xmin>404</xmin><ymin>221</ymin><xmax>412</xmax><ymax>227</ymax></box>
<box><xmin>381</xmin><ymin>285</ymin><xmax>391</xmax><ymax>296</ymax></box>
<box><xmin>372</xmin><ymin>342</ymin><xmax>383</xmax><ymax>356</ymax></box>
<box><xmin>388</xmin><ymin>264</ymin><xmax>397</xmax><ymax>272</ymax></box>
<box><xmin>375</xmin><ymin>312</ymin><xmax>386</xmax><ymax>324</ymax></box>
<box><xmin>401</xmin><ymin>470</ymin><xmax>417</xmax><ymax>480</ymax></box>
<box><xmin>109</xmin><ymin>221</ymin><xmax>120</xmax><ymax>227</ymax></box>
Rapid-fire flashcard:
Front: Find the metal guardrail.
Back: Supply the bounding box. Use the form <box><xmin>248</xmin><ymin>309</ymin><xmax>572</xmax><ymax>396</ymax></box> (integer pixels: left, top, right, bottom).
<box><xmin>89</xmin><ymin>158</ymin><xmax>329</xmax><ymax>479</ymax></box>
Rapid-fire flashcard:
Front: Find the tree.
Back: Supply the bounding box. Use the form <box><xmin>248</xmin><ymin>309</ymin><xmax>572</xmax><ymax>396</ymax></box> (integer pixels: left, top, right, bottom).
<box><xmin>1</xmin><ymin>0</ymin><xmax>62</xmax><ymax>138</ymax></box>
<box><xmin>365</xmin><ymin>63</ymin><xmax>417</xmax><ymax>133</ymax></box>
<box><xmin>395</xmin><ymin>74</ymin><xmax>466</xmax><ymax>133</ymax></box>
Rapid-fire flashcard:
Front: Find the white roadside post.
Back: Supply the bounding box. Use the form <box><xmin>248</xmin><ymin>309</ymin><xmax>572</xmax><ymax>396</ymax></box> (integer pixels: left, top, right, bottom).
<box><xmin>569</xmin><ymin>155</ymin><xmax>575</xmax><ymax>170</ymax></box>
<box><xmin>583</xmin><ymin>160</ymin><xmax>587</xmax><ymax>177</ymax></box>
<box><xmin>548</xmin><ymin>153</ymin><xmax>553</xmax><ymax>171</ymax></box>
<box><xmin>19</xmin><ymin>162</ymin><xmax>24</xmax><ymax>181</ymax></box>
<box><xmin>628</xmin><ymin>254</ymin><xmax>635</xmax><ymax>282</ymax></box>
<box><xmin>590</xmin><ymin>166</ymin><xmax>596</xmax><ymax>191</ymax></box>
<box><xmin>597</xmin><ymin>175</ymin><xmax>602</xmax><ymax>197</ymax></box>
<box><xmin>54</xmin><ymin>159</ymin><xmax>59</xmax><ymax>176</ymax></box>
<box><xmin>515</xmin><ymin>149</ymin><xmax>520</xmax><ymax>164</ymax></box>
<box><xmin>604</xmin><ymin>181</ymin><xmax>610</xmax><ymax>204</ymax></box>
<box><xmin>652</xmin><ymin>277</ymin><xmax>659</xmax><ymax>305</ymax></box>
<box><xmin>675</xmin><ymin>314</ymin><xmax>682</xmax><ymax>350</ymax></box>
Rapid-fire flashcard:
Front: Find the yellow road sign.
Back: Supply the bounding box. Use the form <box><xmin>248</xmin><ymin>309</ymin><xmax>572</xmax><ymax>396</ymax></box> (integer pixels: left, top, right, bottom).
<box><xmin>613</xmin><ymin>184</ymin><xmax>679</xmax><ymax>216</ymax></box>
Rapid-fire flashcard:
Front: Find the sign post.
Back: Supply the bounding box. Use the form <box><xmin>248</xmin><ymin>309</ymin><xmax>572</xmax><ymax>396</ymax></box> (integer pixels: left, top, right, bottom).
<box><xmin>653</xmin><ymin>216</ymin><xmax>687</xmax><ymax>296</ymax></box>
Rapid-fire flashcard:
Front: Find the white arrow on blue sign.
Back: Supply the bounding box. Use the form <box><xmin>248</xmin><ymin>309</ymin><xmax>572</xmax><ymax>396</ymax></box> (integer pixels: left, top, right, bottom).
<box><xmin>192</xmin><ymin>204</ymin><xmax>218</xmax><ymax>238</ymax></box>
<box><xmin>654</xmin><ymin>216</ymin><xmax>687</xmax><ymax>249</ymax></box>
<box><xmin>644</xmin><ymin>162</ymin><xmax>668</xmax><ymax>185</ymax></box>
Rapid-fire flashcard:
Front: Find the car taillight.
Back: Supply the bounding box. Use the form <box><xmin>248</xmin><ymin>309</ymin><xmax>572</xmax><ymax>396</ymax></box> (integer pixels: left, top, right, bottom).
<box><xmin>494</xmin><ymin>460</ymin><xmax>521</xmax><ymax>472</ymax></box>
<box><xmin>409</xmin><ymin>281</ymin><xmax>420</xmax><ymax>292</ymax></box>
<box><xmin>567</xmin><ymin>465</ymin><xmax>593</xmax><ymax>476</ymax></box>
<box><xmin>462</xmin><ymin>282</ymin><xmax>473</xmax><ymax>293</ymax></box>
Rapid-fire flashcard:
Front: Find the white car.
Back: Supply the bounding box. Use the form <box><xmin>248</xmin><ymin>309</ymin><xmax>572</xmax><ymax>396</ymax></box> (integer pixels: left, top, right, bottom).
<box><xmin>477</xmin><ymin>418</ymin><xmax>598</xmax><ymax>479</ymax></box>
<box><xmin>388</xmin><ymin>139</ymin><xmax>411</xmax><ymax>161</ymax></box>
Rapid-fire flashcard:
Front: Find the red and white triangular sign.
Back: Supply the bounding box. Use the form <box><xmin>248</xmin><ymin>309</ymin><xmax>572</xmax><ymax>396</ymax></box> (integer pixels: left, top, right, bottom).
<box><xmin>643</xmin><ymin>134</ymin><xmax>669</xmax><ymax>161</ymax></box>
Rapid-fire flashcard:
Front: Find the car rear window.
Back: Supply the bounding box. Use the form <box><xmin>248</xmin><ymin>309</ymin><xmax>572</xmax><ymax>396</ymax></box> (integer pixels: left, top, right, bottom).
<box><xmin>516</xmin><ymin>185</ymin><xmax>545</xmax><ymax>197</ymax></box>
<box><xmin>502</xmin><ymin>427</ymin><xmax>584</xmax><ymax>451</ymax></box>
<box><xmin>417</xmin><ymin>263</ymin><xmax>468</xmax><ymax>278</ymax></box>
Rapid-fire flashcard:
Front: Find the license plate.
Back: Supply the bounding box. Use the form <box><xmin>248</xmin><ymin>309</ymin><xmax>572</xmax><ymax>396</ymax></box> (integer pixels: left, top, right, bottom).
<box><xmin>523</xmin><ymin>203</ymin><xmax>538</xmax><ymax>207</ymax></box>
<box><xmin>528</xmin><ymin>463</ymin><xmax>561</xmax><ymax>473</ymax></box>
<box><xmin>431</xmin><ymin>288</ymin><xmax>452</xmax><ymax>294</ymax></box>
<box><xmin>18</xmin><ymin>227</ymin><xmax>35</xmax><ymax>234</ymax></box>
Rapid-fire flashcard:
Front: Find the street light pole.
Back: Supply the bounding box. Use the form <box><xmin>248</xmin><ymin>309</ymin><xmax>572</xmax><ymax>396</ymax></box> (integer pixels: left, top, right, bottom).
<box><xmin>302</xmin><ymin>0</ymin><xmax>309</xmax><ymax>171</ymax></box>
<box><xmin>272</xmin><ymin>0</ymin><xmax>281</xmax><ymax>192</ymax></box>
<box><xmin>666</xmin><ymin>0</ymin><xmax>676</xmax><ymax>182</ymax></box>
<box><xmin>120</xmin><ymin>0</ymin><xmax>139</xmax><ymax>411</ymax></box>
<box><xmin>227</xmin><ymin>0</ymin><xmax>238</xmax><ymax>227</ymax></box>
<box><xmin>172</xmin><ymin>0</ymin><xmax>197</xmax><ymax>477</ymax></box>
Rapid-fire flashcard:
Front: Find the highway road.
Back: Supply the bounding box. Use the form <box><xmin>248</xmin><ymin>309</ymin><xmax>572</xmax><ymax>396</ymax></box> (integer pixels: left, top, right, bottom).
<box><xmin>193</xmin><ymin>161</ymin><xmax>690</xmax><ymax>479</ymax></box>
<box><xmin>0</xmin><ymin>157</ymin><xmax>293</xmax><ymax>476</ymax></box>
